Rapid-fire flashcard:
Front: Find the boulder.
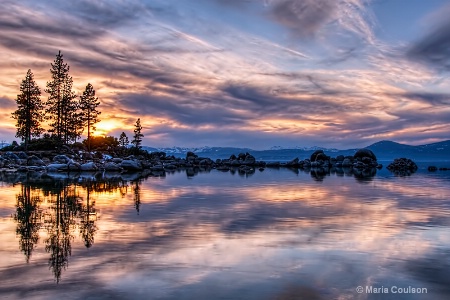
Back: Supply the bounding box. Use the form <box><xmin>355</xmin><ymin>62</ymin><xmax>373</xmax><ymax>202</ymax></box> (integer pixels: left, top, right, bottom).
<box><xmin>104</xmin><ymin>162</ymin><xmax>122</xmax><ymax>171</ymax></box>
<box><xmin>4</xmin><ymin>152</ymin><xmax>20</xmax><ymax>161</ymax></box>
<box><xmin>342</xmin><ymin>158</ymin><xmax>352</xmax><ymax>167</ymax></box>
<box><xmin>17</xmin><ymin>152</ymin><xmax>28</xmax><ymax>159</ymax></box>
<box><xmin>27</xmin><ymin>155</ymin><xmax>46</xmax><ymax>166</ymax></box>
<box><xmin>112</xmin><ymin>158</ymin><xmax>123</xmax><ymax>164</ymax></box>
<box><xmin>68</xmin><ymin>162</ymin><xmax>81</xmax><ymax>171</ymax></box>
<box><xmin>336</xmin><ymin>155</ymin><xmax>345</xmax><ymax>162</ymax></box>
<box><xmin>230</xmin><ymin>160</ymin><xmax>241</xmax><ymax>166</ymax></box>
<box><xmin>354</xmin><ymin>149</ymin><xmax>377</xmax><ymax>161</ymax></box>
<box><xmin>428</xmin><ymin>166</ymin><xmax>437</xmax><ymax>172</ymax></box>
<box><xmin>81</xmin><ymin>162</ymin><xmax>98</xmax><ymax>171</ymax></box>
<box><xmin>286</xmin><ymin>158</ymin><xmax>299</xmax><ymax>167</ymax></box>
<box><xmin>186</xmin><ymin>151</ymin><xmax>197</xmax><ymax>159</ymax></box>
<box><xmin>199</xmin><ymin>158</ymin><xmax>213</xmax><ymax>165</ymax></box>
<box><xmin>53</xmin><ymin>155</ymin><xmax>71</xmax><ymax>164</ymax></box>
<box><xmin>242</xmin><ymin>154</ymin><xmax>256</xmax><ymax>165</ymax></box>
<box><xmin>310</xmin><ymin>150</ymin><xmax>324</xmax><ymax>162</ymax></box>
<box><xmin>47</xmin><ymin>163</ymin><xmax>69</xmax><ymax>172</ymax></box>
<box><xmin>387</xmin><ymin>158</ymin><xmax>418</xmax><ymax>174</ymax></box>
<box><xmin>120</xmin><ymin>160</ymin><xmax>143</xmax><ymax>171</ymax></box>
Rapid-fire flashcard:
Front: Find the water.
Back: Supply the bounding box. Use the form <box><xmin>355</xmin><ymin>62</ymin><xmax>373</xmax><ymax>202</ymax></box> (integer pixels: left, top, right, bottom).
<box><xmin>1</xmin><ymin>165</ymin><xmax>450</xmax><ymax>299</ymax></box>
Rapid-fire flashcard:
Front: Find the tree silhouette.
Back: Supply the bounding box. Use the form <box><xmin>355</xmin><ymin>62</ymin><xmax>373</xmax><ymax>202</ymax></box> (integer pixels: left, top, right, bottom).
<box><xmin>79</xmin><ymin>83</ymin><xmax>101</xmax><ymax>152</ymax></box>
<box><xmin>131</xmin><ymin>118</ymin><xmax>143</xmax><ymax>153</ymax></box>
<box><xmin>14</xmin><ymin>183</ymin><xmax>42</xmax><ymax>263</ymax></box>
<box><xmin>45</xmin><ymin>51</ymin><xmax>79</xmax><ymax>146</ymax></box>
<box><xmin>12</xmin><ymin>69</ymin><xmax>44</xmax><ymax>151</ymax></box>
<box><xmin>119</xmin><ymin>132</ymin><xmax>129</xmax><ymax>147</ymax></box>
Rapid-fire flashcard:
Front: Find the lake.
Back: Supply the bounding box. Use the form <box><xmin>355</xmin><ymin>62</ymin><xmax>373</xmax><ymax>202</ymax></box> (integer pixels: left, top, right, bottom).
<box><xmin>1</xmin><ymin>164</ymin><xmax>450</xmax><ymax>299</ymax></box>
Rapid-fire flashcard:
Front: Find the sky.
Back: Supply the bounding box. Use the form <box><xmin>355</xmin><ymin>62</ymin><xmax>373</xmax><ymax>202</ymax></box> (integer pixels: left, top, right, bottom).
<box><xmin>1</xmin><ymin>0</ymin><xmax>450</xmax><ymax>149</ymax></box>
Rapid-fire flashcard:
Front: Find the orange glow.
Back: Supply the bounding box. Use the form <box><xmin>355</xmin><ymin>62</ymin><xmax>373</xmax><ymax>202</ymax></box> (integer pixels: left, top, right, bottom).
<box><xmin>93</xmin><ymin>119</ymin><xmax>122</xmax><ymax>136</ymax></box>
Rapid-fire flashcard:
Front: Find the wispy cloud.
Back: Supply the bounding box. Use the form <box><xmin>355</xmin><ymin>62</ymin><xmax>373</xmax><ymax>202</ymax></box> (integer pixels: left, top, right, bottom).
<box><xmin>407</xmin><ymin>3</ymin><xmax>450</xmax><ymax>71</ymax></box>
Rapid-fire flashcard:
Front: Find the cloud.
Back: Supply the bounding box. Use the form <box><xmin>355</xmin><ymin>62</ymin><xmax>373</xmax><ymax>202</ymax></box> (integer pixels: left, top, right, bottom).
<box><xmin>407</xmin><ymin>4</ymin><xmax>450</xmax><ymax>71</ymax></box>
<box><xmin>268</xmin><ymin>0</ymin><xmax>337</xmax><ymax>37</ymax></box>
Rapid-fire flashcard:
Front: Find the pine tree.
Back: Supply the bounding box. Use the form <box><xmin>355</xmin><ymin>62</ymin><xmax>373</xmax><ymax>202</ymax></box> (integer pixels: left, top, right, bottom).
<box><xmin>131</xmin><ymin>118</ymin><xmax>143</xmax><ymax>153</ymax></box>
<box><xmin>45</xmin><ymin>51</ymin><xmax>78</xmax><ymax>145</ymax></box>
<box><xmin>79</xmin><ymin>83</ymin><xmax>101</xmax><ymax>152</ymax></box>
<box><xmin>12</xmin><ymin>69</ymin><xmax>44</xmax><ymax>151</ymax></box>
<box><xmin>119</xmin><ymin>132</ymin><xmax>129</xmax><ymax>147</ymax></box>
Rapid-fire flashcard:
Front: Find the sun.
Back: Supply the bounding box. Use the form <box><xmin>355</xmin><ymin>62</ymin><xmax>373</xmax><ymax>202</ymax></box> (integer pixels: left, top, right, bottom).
<box><xmin>92</xmin><ymin>120</ymin><xmax>120</xmax><ymax>136</ymax></box>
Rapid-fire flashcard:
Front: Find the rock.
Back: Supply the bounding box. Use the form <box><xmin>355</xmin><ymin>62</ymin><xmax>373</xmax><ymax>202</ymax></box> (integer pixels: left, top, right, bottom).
<box><xmin>81</xmin><ymin>162</ymin><xmax>98</xmax><ymax>171</ymax></box>
<box><xmin>104</xmin><ymin>162</ymin><xmax>122</xmax><ymax>171</ymax></box>
<box><xmin>68</xmin><ymin>162</ymin><xmax>81</xmax><ymax>171</ymax></box>
<box><xmin>4</xmin><ymin>152</ymin><xmax>20</xmax><ymax>161</ymax></box>
<box><xmin>286</xmin><ymin>157</ymin><xmax>299</xmax><ymax>167</ymax></box>
<box><xmin>164</xmin><ymin>164</ymin><xmax>177</xmax><ymax>170</ymax></box>
<box><xmin>216</xmin><ymin>159</ymin><xmax>222</xmax><ymax>164</ymax></box>
<box><xmin>186</xmin><ymin>151</ymin><xmax>197</xmax><ymax>159</ymax></box>
<box><xmin>387</xmin><ymin>158</ymin><xmax>418</xmax><ymax>174</ymax></box>
<box><xmin>311</xmin><ymin>150</ymin><xmax>328</xmax><ymax>162</ymax></box>
<box><xmin>27</xmin><ymin>155</ymin><xmax>46</xmax><ymax>166</ymax></box>
<box><xmin>47</xmin><ymin>163</ymin><xmax>69</xmax><ymax>172</ymax></box>
<box><xmin>112</xmin><ymin>158</ymin><xmax>123</xmax><ymax>164</ymax></box>
<box><xmin>17</xmin><ymin>152</ymin><xmax>28</xmax><ymax>159</ymax></box>
<box><xmin>120</xmin><ymin>160</ymin><xmax>143</xmax><ymax>171</ymax></box>
<box><xmin>53</xmin><ymin>155</ymin><xmax>71</xmax><ymax>164</ymax></box>
<box><xmin>336</xmin><ymin>155</ymin><xmax>345</xmax><ymax>162</ymax></box>
<box><xmin>230</xmin><ymin>160</ymin><xmax>241</xmax><ymax>166</ymax></box>
<box><xmin>238</xmin><ymin>153</ymin><xmax>246</xmax><ymax>160</ymax></box>
<box><xmin>229</xmin><ymin>154</ymin><xmax>237</xmax><ymax>160</ymax></box>
<box><xmin>303</xmin><ymin>161</ymin><xmax>312</xmax><ymax>169</ymax></box>
<box><xmin>17</xmin><ymin>166</ymin><xmax>29</xmax><ymax>172</ymax></box>
<box><xmin>81</xmin><ymin>152</ymin><xmax>94</xmax><ymax>160</ymax></box>
<box><xmin>199</xmin><ymin>158</ymin><xmax>213</xmax><ymax>165</ymax></box>
<box><xmin>342</xmin><ymin>158</ymin><xmax>352</xmax><ymax>167</ymax></box>
<box><xmin>242</xmin><ymin>154</ymin><xmax>256</xmax><ymax>165</ymax></box>
<box><xmin>354</xmin><ymin>149</ymin><xmax>377</xmax><ymax>161</ymax></box>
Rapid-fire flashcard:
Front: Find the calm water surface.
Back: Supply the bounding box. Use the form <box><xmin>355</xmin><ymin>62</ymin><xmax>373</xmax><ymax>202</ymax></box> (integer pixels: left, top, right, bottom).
<box><xmin>1</xmin><ymin>165</ymin><xmax>450</xmax><ymax>299</ymax></box>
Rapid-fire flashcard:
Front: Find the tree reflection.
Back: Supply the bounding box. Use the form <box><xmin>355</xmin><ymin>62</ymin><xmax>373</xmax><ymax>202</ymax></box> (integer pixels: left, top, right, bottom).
<box><xmin>80</xmin><ymin>184</ymin><xmax>97</xmax><ymax>248</ymax></box>
<box><xmin>44</xmin><ymin>184</ymin><xmax>80</xmax><ymax>283</ymax></box>
<box><xmin>133</xmin><ymin>180</ymin><xmax>141</xmax><ymax>214</ymax></box>
<box><xmin>14</xmin><ymin>183</ymin><xmax>42</xmax><ymax>263</ymax></box>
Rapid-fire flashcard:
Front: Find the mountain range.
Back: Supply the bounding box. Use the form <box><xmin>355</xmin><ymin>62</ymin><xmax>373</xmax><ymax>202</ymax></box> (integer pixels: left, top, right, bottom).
<box><xmin>142</xmin><ymin>140</ymin><xmax>450</xmax><ymax>161</ymax></box>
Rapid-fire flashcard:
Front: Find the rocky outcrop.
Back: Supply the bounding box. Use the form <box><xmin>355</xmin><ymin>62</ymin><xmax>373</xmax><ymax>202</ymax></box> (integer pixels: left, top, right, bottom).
<box><xmin>352</xmin><ymin>149</ymin><xmax>380</xmax><ymax>169</ymax></box>
<box><xmin>387</xmin><ymin>158</ymin><xmax>418</xmax><ymax>175</ymax></box>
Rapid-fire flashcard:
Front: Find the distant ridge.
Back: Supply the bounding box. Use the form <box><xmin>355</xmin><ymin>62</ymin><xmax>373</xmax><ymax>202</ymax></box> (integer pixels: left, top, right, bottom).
<box><xmin>142</xmin><ymin>140</ymin><xmax>450</xmax><ymax>161</ymax></box>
